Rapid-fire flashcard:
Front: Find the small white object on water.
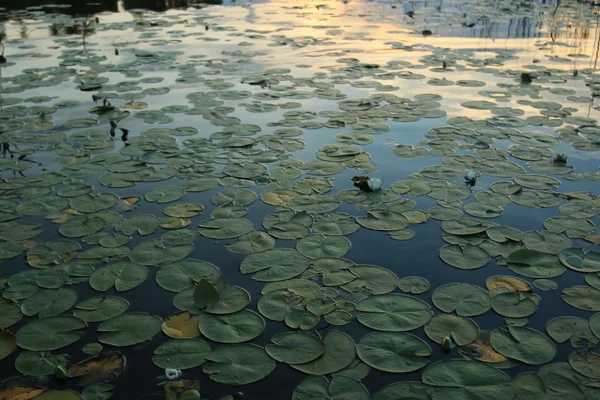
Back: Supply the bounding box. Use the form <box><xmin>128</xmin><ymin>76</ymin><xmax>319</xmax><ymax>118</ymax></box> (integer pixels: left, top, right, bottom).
<box><xmin>465</xmin><ymin>171</ymin><xmax>477</xmax><ymax>184</ymax></box>
<box><xmin>367</xmin><ymin>177</ymin><xmax>383</xmax><ymax>191</ymax></box>
<box><xmin>165</xmin><ymin>368</ymin><xmax>183</xmax><ymax>381</ymax></box>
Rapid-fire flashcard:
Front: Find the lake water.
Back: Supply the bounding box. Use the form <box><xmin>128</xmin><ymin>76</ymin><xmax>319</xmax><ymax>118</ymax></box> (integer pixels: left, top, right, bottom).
<box><xmin>1</xmin><ymin>0</ymin><xmax>600</xmax><ymax>399</ymax></box>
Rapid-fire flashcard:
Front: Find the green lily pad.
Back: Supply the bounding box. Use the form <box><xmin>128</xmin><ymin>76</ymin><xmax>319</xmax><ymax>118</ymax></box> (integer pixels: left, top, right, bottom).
<box><xmin>288</xmin><ymin>195</ymin><xmax>340</xmax><ymax>214</ymax></box>
<box><xmin>199</xmin><ymin>310</ymin><xmax>264</xmax><ymax>343</ymax></box>
<box><xmin>490</xmin><ymin>291</ymin><xmax>539</xmax><ymax>317</ymax></box>
<box><xmin>357</xmin><ymin>332</ymin><xmax>431</xmax><ymax>373</ymax></box>
<box><xmin>421</xmin><ymin>359</ymin><xmax>513</xmax><ymax>399</ymax></box>
<box><xmin>145</xmin><ymin>187</ymin><xmax>184</xmax><ymax>203</ymax></box>
<box><xmin>129</xmin><ymin>240</ymin><xmax>193</xmax><ymax>266</ymax></box>
<box><xmin>356</xmin><ymin>210</ymin><xmax>409</xmax><ymax>231</ymax></box>
<box><xmin>212</xmin><ymin>189</ymin><xmax>257</xmax><ymax>207</ymax></box>
<box><xmin>156</xmin><ymin>260</ymin><xmax>220</xmax><ymax>292</ymax></box>
<box><xmin>241</xmin><ymin>249</ymin><xmax>310</xmax><ymax>282</ymax></box>
<box><xmin>16</xmin><ymin>315</ymin><xmax>86</xmax><ymax>351</ymax></box>
<box><xmin>225</xmin><ymin>231</ymin><xmax>276</xmax><ymax>254</ymax></box>
<box><xmin>425</xmin><ymin>314</ymin><xmax>479</xmax><ymax>346</ymax></box>
<box><xmin>523</xmin><ymin>231</ymin><xmax>571</xmax><ymax>254</ymax></box>
<box><xmin>491</xmin><ymin>326</ymin><xmax>555</xmax><ymax>365</ymax></box>
<box><xmin>546</xmin><ymin>316</ymin><xmax>597</xmax><ymax>345</ymax></box>
<box><xmin>398</xmin><ymin>276</ymin><xmax>430</xmax><ymax>294</ymax></box>
<box><xmin>371</xmin><ymin>382</ymin><xmax>430</xmax><ymax>400</ymax></box>
<box><xmin>0</xmin><ymin>299</ymin><xmax>23</xmax><ymax>328</ymax></box>
<box><xmin>296</xmin><ymin>235</ymin><xmax>351</xmax><ymax>259</ymax></box>
<box><xmin>562</xmin><ymin>285</ymin><xmax>600</xmax><ymax>311</ymax></box>
<box><xmin>152</xmin><ymin>339</ymin><xmax>211</xmax><ymax>369</ymax></box>
<box><xmin>15</xmin><ymin>350</ymin><xmax>69</xmax><ymax>376</ymax></box>
<box><xmin>59</xmin><ymin>217</ymin><xmax>106</xmax><ymax>238</ymax></box>
<box><xmin>442</xmin><ymin>219</ymin><xmax>492</xmax><ymax>235</ymax></box>
<box><xmin>73</xmin><ymin>296</ymin><xmax>129</xmax><ymax>322</ymax></box>
<box><xmin>292</xmin><ymin>376</ymin><xmax>368</xmax><ymax>400</ymax></box>
<box><xmin>340</xmin><ymin>265</ymin><xmax>398</xmax><ymax>295</ymax></box>
<box><xmin>69</xmin><ymin>193</ymin><xmax>119</xmax><ymax>213</ymax></box>
<box><xmin>569</xmin><ymin>352</ymin><xmax>600</xmax><ymax>378</ymax></box>
<box><xmin>559</xmin><ymin>248</ymin><xmax>600</xmax><ymax>272</ymax></box>
<box><xmin>97</xmin><ymin>313</ymin><xmax>162</xmax><ymax>347</ymax></box>
<box><xmin>432</xmin><ymin>283</ymin><xmax>491</xmax><ymax>316</ymax></box>
<box><xmin>356</xmin><ymin>294</ymin><xmax>432</xmax><ymax>331</ymax></box>
<box><xmin>203</xmin><ymin>344</ymin><xmax>275</xmax><ymax>385</ymax></box>
<box><xmin>265</xmin><ymin>332</ymin><xmax>325</xmax><ymax>364</ymax></box>
<box><xmin>291</xmin><ymin>331</ymin><xmax>356</xmax><ymax>375</ymax></box>
<box><xmin>21</xmin><ymin>288</ymin><xmax>77</xmax><ymax>318</ymax></box>
<box><xmin>440</xmin><ymin>244</ymin><xmax>490</xmax><ymax>270</ymax></box>
<box><xmin>89</xmin><ymin>262</ymin><xmax>148</xmax><ymax>292</ymax></box>
<box><xmin>17</xmin><ymin>196</ymin><xmax>68</xmax><ymax>216</ymax></box>
<box><xmin>198</xmin><ymin>218</ymin><xmax>254</xmax><ymax>239</ymax></box>
<box><xmin>507</xmin><ymin>249</ymin><xmax>567</xmax><ymax>278</ymax></box>
<box><xmin>184</xmin><ymin>280</ymin><xmax>249</xmax><ymax>315</ymax></box>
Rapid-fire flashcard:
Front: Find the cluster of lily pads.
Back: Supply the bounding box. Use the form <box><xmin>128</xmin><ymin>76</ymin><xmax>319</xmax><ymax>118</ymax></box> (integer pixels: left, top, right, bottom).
<box><xmin>1</xmin><ymin>0</ymin><xmax>600</xmax><ymax>399</ymax></box>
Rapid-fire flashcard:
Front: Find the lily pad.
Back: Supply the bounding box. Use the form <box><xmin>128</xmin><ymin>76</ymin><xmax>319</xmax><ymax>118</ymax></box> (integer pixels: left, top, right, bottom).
<box><xmin>265</xmin><ymin>332</ymin><xmax>325</xmax><ymax>365</ymax></box>
<box><xmin>357</xmin><ymin>332</ymin><xmax>431</xmax><ymax>373</ymax></box>
<box><xmin>291</xmin><ymin>331</ymin><xmax>356</xmax><ymax>375</ymax></box>
<box><xmin>97</xmin><ymin>313</ymin><xmax>162</xmax><ymax>347</ymax></box>
<box><xmin>152</xmin><ymin>339</ymin><xmax>211</xmax><ymax>369</ymax></box>
<box><xmin>16</xmin><ymin>315</ymin><xmax>86</xmax><ymax>351</ymax></box>
<box><xmin>490</xmin><ymin>326</ymin><xmax>555</xmax><ymax>365</ymax></box>
<box><xmin>203</xmin><ymin>344</ymin><xmax>275</xmax><ymax>385</ymax></box>
<box><xmin>199</xmin><ymin>310</ymin><xmax>264</xmax><ymax>344</ymax></box>
<box><xmin>356</xmin><ymin>294</ymin><xmax>432</xmax><ymax>331</ymax></box>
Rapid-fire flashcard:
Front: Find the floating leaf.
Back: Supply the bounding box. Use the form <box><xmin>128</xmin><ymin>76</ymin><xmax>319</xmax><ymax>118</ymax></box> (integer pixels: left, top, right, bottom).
<box><xmin>421</xmin><ymin>359</ymin><xmax>513</xmax><ymax>399</ymax></box>
<box><xmin>203</xmin><ymin>344</ymin><xmax>275</xmax><ymax>385</ymax></box>
<box><xmin>73</xmin><ymin>296</ymin><xmax>129</xmax><ymax>322</ymax></box>
<box><xmin>129</xmin><ymin>240</ymin><xmax>193</xmax><ymax>266</ymax></box>
<box><xmin>432</xmin><ymin>283</ymin><xmax>491</xmax><ymax>316</ymax></box>
<box><xmin>161</xmin><ymin>312</ymin><xmax>202</xmax><ymax>339</ymax></box>
<box><xmin>21</xmin><ymin>288</ymin><xmax>77</xmax><ymax>318</ymax></box>
<box><xmin>292</xmin><ymin>375</ymin><xmax>368</xmax><ymax>400</ymax></box>
<box><xmin>156</xmin><ymin>260</ymin><xmax>220</xmax><ymax>292</ymax></box>
<box><xmin>265</xmin><ymin>332</ymin><xmax>325</xmax><ymax>365</ymax></box>
<box><xmin>440</xmin><ymin>244</ymin><xmax>490</xmax><ymax>270</ymax></box>
<box><xmin>490</xmin><ymin>326</ymin><xmax>555</xmax><ymax>365</ymax></box>
<box><xmin>357</xmin><ymin>332</ymin><xmax>431</xmax><ymax>373</ymax></box>
<box><xmin>17</xmin><ymin>315</ymin><xmax>86</xmax><ymax>351</ymax></box>
<box><xmin>424</xmin><ymin>314</ymin><xmax>479</xmax><ymax>346</ymax></box>
<box><xmin>68</xmin><ymin>351</ymin><xmax>125</xmax><ymax>386</ymax></box>
<box><xmin>198</xmin><ymin>218</ymin><xmax>254</xmax><ymax>239</ymax></box>
<box><xmin>199</xmin><ymin>310</ymin><xmax>264</xmax><ymax>343</ymax></box>
<box><xmin>356</xmin><ymin>294</ymin><xmax>432</xmax><ymax>331</ymax></box>
<box><xmin>97</xmin><ymin>313</ymin><xmax>162</xmax><ymax>347</ymax></box>
<box><xmin>291</xmin><ymin>331</ymin><xmax>356</xmax><ymax>375</ymax></box>
<box><xmin>152</xmin><ymin>339</ymin><xmax>211</xmax><ymax>369</ymax></box>
<box><xmin>89</xmin><ymin>262</ymin><xmax>148</xmax><ymax>292</ymax></box>
<box><xmin>240</xmin><ymin>249</ymin><xmax>310</xmax><ymax>282</ymax></box>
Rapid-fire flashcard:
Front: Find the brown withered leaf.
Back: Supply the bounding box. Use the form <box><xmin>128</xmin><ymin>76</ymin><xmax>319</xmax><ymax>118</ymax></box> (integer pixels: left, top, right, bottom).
<box><xmin>585</xmin><ymin>236</ymin><xmax>600</xmax><ymax>245</ymax></box>
<box><xmin>46</xmin><ymin>209</ymin><xmax>81</xmax><ymax>224</ymax></box>
<box><xmin>160</xmin><ymin>217</ymin><xmax>191</xmax><ymax>230</ymax></box>
<box><xmin>458</xmin><ymin>330</ymin><xmax>509</xmax><ymax>363</ymax></box>
<box><xmin>0</xmin><ymin>386</ymin><xmax>45</xmax><ymax>400</ymax></box>
<box><xmin>122</xmin><ymin>102</ymin><xmax>147</xmax><ymax>110</ymax></box>
<box><xmin>162</xmin><ymin>312</ymin><xmax>202</xmax><ymax>339</ymax></box>
<box><xmin>17</xmin><ymin>240</ymin><xmax>38</xmax><ymax>250</ymax></box>
<box><xmin>117</xmin><ymin>196</ymin><xmax>141</xmax><ymax>212</ymax></box>
<box><xmin>351</xmin><ymin>176</ymin><xmax>371</xmax><ymax>192</ymax></box>
<box><xmin>0</xmin><ymin>376</ymin><xmax>46</xmax><ymax>400</ymax></box>
<box><xmin>68</xmin><ymin>352</ymin><xmax>125</xmax><ymax>386</ymax></box>
<box><xmin>165</xmin><ymin>380</ymin><xmax>200</xmax><ymax>400</ymax></box>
